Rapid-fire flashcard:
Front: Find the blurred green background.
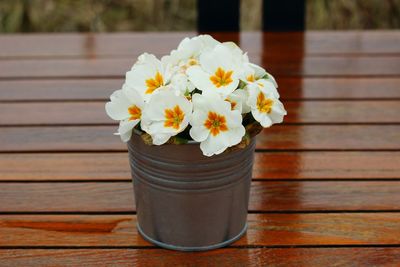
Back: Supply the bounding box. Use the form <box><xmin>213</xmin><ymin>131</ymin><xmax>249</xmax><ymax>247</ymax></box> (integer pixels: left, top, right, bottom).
<box><xmin>0</xmin><ymin>0</ymin><xmax>399</xmax><ymax>32</ymax></box>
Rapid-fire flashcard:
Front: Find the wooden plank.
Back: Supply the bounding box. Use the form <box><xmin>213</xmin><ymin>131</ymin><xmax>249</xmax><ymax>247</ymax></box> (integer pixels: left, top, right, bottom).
<box><xmin>1</xmin><ymin>181</ymin><xmax>400</xmax><ymax>212</ymax></box>
<box><xmin>0</xmin><ymin>79</ymin><xmax>119</xmax><ymax>102</ymax></box>
<box><xmin>0</xmin><ymin>58</ymin><xmax>132</xmax><ymax>79</ymax></box>
<box><xmin>1</xmin><ymin>101</ymin><xmax>399</xmax><ymax>125</ymax></box>
<box><xmin>1</xmin><ymin>32</ymin><xmax>399</xmax><ymax>58</ymax></box>
<box><xmin>253</xmin><ymin>152</ymin><xmax>400</xmax><ymax>179</ymax></box>
<box><xmin>0</xmin><ymin>102</ymin><xmax>114</xmax><ymax>126</ymax></box>
<box><xmin>0</xmin><ymin>57</ymin><xmax>399</xmax><ymax>79</ymax></box>
<box><xmin>1</xmin><ymin>248</ymin><xmax>399</xmax><ymax>266</ymax></box>
<box><xmin>241</xmin><ymin>31</ymin><xmax>400</xmax><ymax>56</ymax></box>
<box><xmin>258</xmin><ymin>125</ymin><xmax>400</xmax><ymax>151</ymax></box>
<box><xmin>0</xmin><ymin>32</ymin><xmax>196</xmax><ymax>59</ymax></box>
<box><xmin>284</xmin><ymin>101</ymin><xmax>400</xmax><ymax>124</ymax></box>
<box><xmin>252</xmin><ymin>56</ymin><xmax>400</xmax><ymax>77</ymax></box>
<box><xmin>0</xmin><ymin>126</ymin><xmax>124</xmax><ymax>152</ymax></box>
<box><xmin>1</xmin><ymin>213</ymin><xmax>399</xmax><ymax>246</ymax></box>
<box><xmin>0</xmin><ymin>153</ymin><xmax>130</xmax><ymax>181</ymax></box>
<box><xmin>1</xmin><ymin>78</ymin><xmax>400</xmax><ymax>102</ymax></box>
<box><xmin>249</xmin><ymin>181</ymin><xmax>400</xmax><ymax>211</ymax></box>
<box><xmin>280</xmin><ymin>77</ymin><xmax>400</xmax><ymax>100</ymax></box>
<box><xmin>0</xmin><ymin>125</ymin><xmax>399</xmax><ymax>152</ymax></box>
<box><xmin>0</xmin><ymin>182</ymin><xmax>135</xmax><ymax>213</ymax></box>
<box><xmin>1</xmin><ymin>152</ymin><xmax>399</xmax><ymax>181</ymax></box>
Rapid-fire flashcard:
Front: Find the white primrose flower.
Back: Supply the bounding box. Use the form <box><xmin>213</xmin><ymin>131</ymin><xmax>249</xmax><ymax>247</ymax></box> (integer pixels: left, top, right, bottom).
<box><xmin>141</xmin><ymin>89</ymin><xmax>192</xmax><ymax>145</ymax></box>
<box><xmin>222</xmin><ymin>41</ymin><xmax>249</xmax><ymax>65</ymax></box>
<box><xmin>105</xmin><ymin>84</ymin><xmax>145</xmax><ymax>142</ymax></box>
<box><xmin>187</xmin><ymin>44</ymin><xmax>245</xmax><ymax>97</ymax></box>
<box><xmin>226</xmin><ymin>89</ymin><xmax>251</xmax><ymax>114</ymax></box>
<box><xmin>169</xmin><ymin>72</ymin><xmax>196</xmax><ymax>95</ymax></box>
<box><xmin>164</xmin><ymin>35</ymin><xmax>221</xmax><ymax>70</ymax></box>
<box><xmin>162</xmin><ymin>35</ymin><xmax>220</xmax><ymax>95</ymax></box>
<box><xmin>189</xmin><ymin>93</ymin><xmax>246</xmax><ymax>156</ymax></box>
<box><xmin>225</xmin><ymin>90</ymin><xmax>243</xmax><ymax>113</ymax></box>
<box><xmin>246</xmin><ymin>78</ymin><xmax>280</xmax><ymax>99</ymax></box>
<box><xmin>243</xmin><ymin>62</ymin><xmax>277</xmax><ymax>88</ymax></box>
<box><xmin>126</xmin><ymin>53</ymin><xmax>170</xmax><ymax>102</ymax></box>
<box><xmin>247</xmin><ymin>86</ymin><xmax>286</xmax><ymax>128</ymax></box>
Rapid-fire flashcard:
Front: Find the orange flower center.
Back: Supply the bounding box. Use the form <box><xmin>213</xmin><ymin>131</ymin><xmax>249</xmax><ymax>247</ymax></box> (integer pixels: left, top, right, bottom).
<box><xmin>225</xmin><ymin>99</ymin><xmax>237</xmax><ymax>110</ymax></box>
<box><xmin>210</xmin><ymin>67</ymin><xmax>233</xmax><ymax>88</ymax></box>
<box><xmin>164</xmin><ymin>105</ymin><xmax>185</xmax><ymax>130</ymax></box>
<box><xmin>204</xmin><ymin>111</ymin><xmax>228</xmax><ymax>136</ymax></box>
<box><xmin>256</xmin><ymin>92</ymin><xmax>274</xmax><ymax>113</ymax></box>
<box><xmin>246</xmin><ymin>74</ymin><xmax>255</xmax><ymax>82</ymax></box>
<box><xmin>128</xmin><ymin>105</ymin><xmax>142</xmax><ymax>121</ymax></box>
<box><xmin>145</xmin><ymin>72</ymin><xmax>164</xmax><ymax>94</ymax></box>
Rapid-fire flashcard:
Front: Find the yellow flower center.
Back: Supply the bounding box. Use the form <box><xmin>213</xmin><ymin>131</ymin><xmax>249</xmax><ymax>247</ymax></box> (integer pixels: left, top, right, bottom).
<box><xmin>188</xmin><ymin>58</ymin><xmax>198</xmax><ymax>66</ymax></box>
<box><xmin>128</xmin><ymin>105</ymin><xmax>141</xmax><ymax>121</ymax></box>
<box><xmin>164</xmin><ymin>105</ymin><xmax>185</xmax><ymax>130</ymax></box>
<box><xmin>145</xmin><ymin>71</ymin><xmax>164</xmax><ymax>94</ymax></box>
<box><xmin>247</xmin><ymin>74</ymin><xmax>255</xmax><ymax>82</ymax></box>
<box><xmin>210</xmin><ymin>67</ymin><xmax>233</xmax><ymax>88</ymax></box>
<box><xmin>204</xmin><ymin>111</ymin><xmax>228</xmax><ymax>136</ymax></box>
<box><xmin>256</xmin><ymin>92</ymin><xmax>274</xmax><ymax>113</ymax></box>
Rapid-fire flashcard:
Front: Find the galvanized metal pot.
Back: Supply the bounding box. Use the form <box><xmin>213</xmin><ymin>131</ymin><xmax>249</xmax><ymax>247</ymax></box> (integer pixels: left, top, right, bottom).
<box><xmin>127</xmin><ymin>133</ymin><xmax>256</xmax><ymax>251</ymax></box>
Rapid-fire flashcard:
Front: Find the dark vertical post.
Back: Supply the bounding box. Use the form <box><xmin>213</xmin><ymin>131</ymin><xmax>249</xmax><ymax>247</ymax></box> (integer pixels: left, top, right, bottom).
<box><xmin>262</xmin><ymin>0</ymin><xmax>305</xmax><ymax>31</ymax></box>
<box><xmin>197</xmin><ymin>0</ymin><xmax>240</xmax><ymax>32</ymax></box>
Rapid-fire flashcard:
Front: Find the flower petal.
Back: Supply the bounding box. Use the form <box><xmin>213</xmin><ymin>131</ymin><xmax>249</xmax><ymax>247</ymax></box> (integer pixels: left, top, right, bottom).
<box><xmin>189</xmin><ymin>126</ymin><xmax>209</xmax><ymax>142</ymax></box>
<box><xmin>234</xmin><ymin>89</ymin><xmax>251</xmax><ymax>113</ymax></box>
<box><xmin>249</xmin><ymin>63</ymin><xmax>267</xmax><ymax>79</ymax></box>
<box><xmin>118</xmin><ymin>119</ymin><xmax>138</xmax><ymax>142</ymax></box>
<box><xmin>151</xmin><ymin>133</ymin><xmax>171</xmax><ymax>145</ymax></box>
<box><xmin>224</xmin><ymin>124</ymin><xmax>245</xmax><ymax>146</ymax></box>
<box><xmin>187</xmin><ymin>66</ymin><xmax>214</xmax><ymax>92</ymax></box>
<box><xmin>200</xmin><ymin>134</ymin><xmax>229</xmax><ymax>156</ymax></box>
<box><xmin>105</xmin><ymin>90</ymin><xmax>131</xmax><ymax>121</ymax></box>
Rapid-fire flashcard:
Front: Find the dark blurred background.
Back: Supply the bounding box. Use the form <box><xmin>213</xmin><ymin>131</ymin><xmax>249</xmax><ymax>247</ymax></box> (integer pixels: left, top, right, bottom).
<box><xmin>0</xmin><ymin>0</ymin><xmax>399</xmax><ymax>32</ymax></box>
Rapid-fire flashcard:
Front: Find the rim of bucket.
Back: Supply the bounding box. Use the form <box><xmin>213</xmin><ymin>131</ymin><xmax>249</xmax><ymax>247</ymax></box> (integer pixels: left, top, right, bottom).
<box><xmin>133</xmin><ymin>128</ymin><xmax>200</xmax><ymax>145</ymax></box>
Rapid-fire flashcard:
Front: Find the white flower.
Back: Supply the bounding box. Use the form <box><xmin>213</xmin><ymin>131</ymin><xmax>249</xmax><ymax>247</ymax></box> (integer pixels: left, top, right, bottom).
<box><xmin>187</xmin><ymin>44</ymin><xmax>244</xmax><ymax>97</ymax></box>
<box><xmin>225</xmin><ymin>90</ymin><xmax>243</xmax><ymax>113</ymax></box>
<box><xmin>189</xmin><ymin>93</ymin><xmax>245</xmax><ymax>156</ymax></box>
<box><xmin>141</xmin><ymin>89</ymin><xmax>192</xmax><ymax>145</ymax></box>
<box><xmin>247</xmin><ymin>78</ymin><xmax>280</xmax><ymax>99</ymax></box>
<box><xmin>225</xmin><ymin>89</ymin><xmax>251</xmax><ymax>114</ymax></box>
<box><xmin>243</xmin><ymin>62</ymin><xmax>277</xmax><ymax>88</ymax></box>
<box><xmin>197</xmin><ymin>35</ymin><xmax>221</xmax><ymax>50</ymax></box>
<box><xmin>169</xmin><ymin>72</ymin><xmax>195</xmax><ymax>95</ymax></box>
<box><xmin>247</xmin><ymin>86</ymin><xmax>286</xmax><ymax>128</ymax></box>
<box><xmin>105</xmin><ymin>84</ymin><xmax>145</xmax><ymax>142</ymax></box>
<box><xmin>125</xmin><ymin>53</ymin><xmax>170</xmax><ymax>102</ymax></box>
<box><xmin>242</xmin><ymin>63</ymin><xmax>279</xmax><ymax>102</ymax></box>
<box><xmin>222</xmin><ymin>41</ymin><xmax>249</xmax><ymax>65</ymax></box>
<box><xmin>161</xmin><ymin>35</ymin><xmax>220</xmax><ymax>95</ymax></box>
<box><xmin>163</xmin><ymin>35</ymin><xmax>220</xmax><ymax>73</ymax></box>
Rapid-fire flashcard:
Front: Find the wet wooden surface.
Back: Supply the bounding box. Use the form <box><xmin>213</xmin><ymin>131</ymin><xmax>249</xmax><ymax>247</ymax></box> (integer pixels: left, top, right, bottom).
<box><xmin>2</xmin><ymin>100</ymin><xmax>400</xmax><ymax>125</ymax></box>
<box><xmin>0</xmin><ymin>31</ymin><xmax>399</xmax><ymax>266</ymax></box>
<box><xmin>1</xmin><ymin>181</ymin><xmax>400</xmax><ymax>212</ymax></box>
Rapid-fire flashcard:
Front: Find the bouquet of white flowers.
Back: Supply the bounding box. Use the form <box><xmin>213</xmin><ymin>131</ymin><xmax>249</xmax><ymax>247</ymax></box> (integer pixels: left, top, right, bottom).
<box><xmin>105</xmin><ymin>35</ymin><xmax>286</xmax><ymax>156</ymax></box>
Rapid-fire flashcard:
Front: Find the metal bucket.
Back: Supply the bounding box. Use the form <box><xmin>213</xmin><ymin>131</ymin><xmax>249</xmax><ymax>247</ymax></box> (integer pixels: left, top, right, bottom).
<box><xmin>127</xmin><ymin>134</ymin><xmax>255</xmax><ymax>251</ymax></box>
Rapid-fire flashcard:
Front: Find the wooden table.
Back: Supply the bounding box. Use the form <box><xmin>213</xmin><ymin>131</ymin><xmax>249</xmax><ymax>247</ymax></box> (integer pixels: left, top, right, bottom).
<box><xmin>0</xmin><ymin>31</ymin><xmax>400</xmax><ymax>266</ymax></box>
